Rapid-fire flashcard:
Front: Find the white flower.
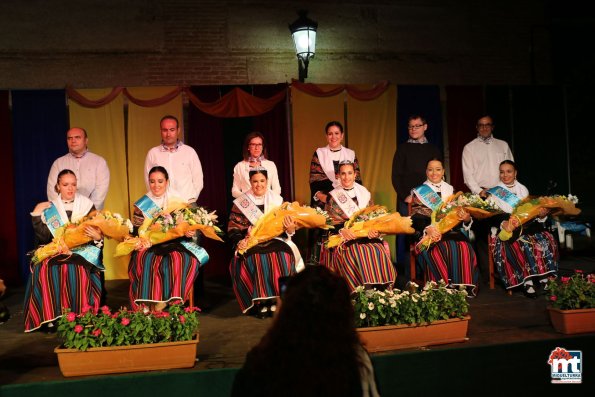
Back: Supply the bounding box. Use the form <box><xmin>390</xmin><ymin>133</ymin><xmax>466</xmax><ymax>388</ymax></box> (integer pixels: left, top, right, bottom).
<box><xmin>379</xmin><ymin>298</ymin><xmax>386</xmax><ymax>304</ymax></box>
<box><xmin>409</xmin><ymin>281</ymin><xmax>419</xmax><ymax>289</ymax></box>
<box><xmin>368</xmin><ymin>302</ymin><xmax>374</xmax><ymax>310</ymax></box>
<box><xmin>126</xmin><ymin>219</ymin><xmax>134</xmax><ymax>233</ymax></box>
<box><xmin>360</xmin><ymin>313</ymin><xmax>366</xmax><ymax>319</ymax></box>
<box><xmin>567</xmin><ymin>194</ymin><xmax>579</xmax><ymax>204</ymax></box>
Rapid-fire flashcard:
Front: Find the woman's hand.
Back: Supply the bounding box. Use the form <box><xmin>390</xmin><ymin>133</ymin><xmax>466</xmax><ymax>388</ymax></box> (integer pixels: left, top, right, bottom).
<box><xmin>502</xmin><ymin>216</ymin><xmax>520</xmax><ymax>233</ymax></box>
<box><xmin>237</xmin><ymin>237</ymin><xmax>249</xmax><ymax>251</ymax></box>
<box><xmin>136</xmin><ymin>238</ymin><xmax>152</xmax><ymax>251</ymax></box>
<box><xmin>32</xmin><ymin>202</ymin><xmax>51</xmax><ymax>215</ymax></box>
<box><xmin>404</xmin><ymin>195</ymin><xmax>413</xmax><ymax>204</ymax></box>
<box><xmin>184</xmin><ymin>229</ymin><xmax>196</xmax><ymax>238</ymax></box>
<box><xmin>426</xmin><ymin>226</ymin><xmax>442</xmax><ymax>242</ymax></box>
<box><xmin>84</xmin><ymin>225</ymin><xmax>102</xmax><ymax>241</ymax></box>
<box><xmin>367</xmin><ymin>229</ymin><xmax>380</xmax><ymax>239</ymax></box>
<box><xmin>283</xmin><ymin>216</ymin><xmax>296</xmax><ymax>235</ymax></box>
<box><xmin>339</xmin><ymin>228</ymin><xmax>357</xmax><ymax>241</ymax></box>
<box><xmin>457</xmin><ymin>208</ymin><xmax>471</xmax><ymax>223</ymax></box>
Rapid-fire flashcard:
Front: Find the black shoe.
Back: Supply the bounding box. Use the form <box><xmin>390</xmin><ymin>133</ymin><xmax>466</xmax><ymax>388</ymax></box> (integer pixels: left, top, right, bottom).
<box><xmin>523</xmin><ymin>283</ymin><xmax>537</xmax><ymax>299</ymax></box>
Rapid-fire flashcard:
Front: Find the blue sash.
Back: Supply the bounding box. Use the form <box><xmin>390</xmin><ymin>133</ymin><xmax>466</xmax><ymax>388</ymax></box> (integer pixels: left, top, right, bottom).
<box><xmin>42</xmin><ymin>204</ymin><xmax>102</xmax><ymax>269</ymax></box>
<box><xmin>135</xmin><ymin>195</ymin><xmax>162</xmax><ymax>219</ymax></box>
<box><xmin>43</xmin><ymin>204</ymin><xmax>63</xmax><ymax>236</ymax></box>
<box><xmin>486</xmin><ymin>186</ymin><xmax>521</xmax><ymax>209</ymax></box>
<box><xmin>180</xmin><ymin>241</ymin><xmax>209</xmax><ymax>267</ymax></box>
<box><xmin>413</xmin><ymin>184</ymin><xmax>443</xmax><ymax>211</ymax></box>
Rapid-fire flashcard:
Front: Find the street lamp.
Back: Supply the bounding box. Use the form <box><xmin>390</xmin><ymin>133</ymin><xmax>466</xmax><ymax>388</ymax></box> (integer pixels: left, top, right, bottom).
<box><xmin>289</xmin><ymin>10</ymin><xmax>317</xmax><ymax>82</ymax></box>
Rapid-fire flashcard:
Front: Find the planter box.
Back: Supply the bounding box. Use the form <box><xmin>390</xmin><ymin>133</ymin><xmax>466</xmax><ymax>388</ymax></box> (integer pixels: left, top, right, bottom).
<box><xmin>55</xmin><ymin>335</ymin><xmax>199</xmax><ymax>377</ymax></box>
<box><xmin>357</xmin><ymin>316</ymin><xmax>470</xmax><ymax>353</ymax></box>
<box><xmin>548</xmin><ymin>307</ymin><xmax>595</xmax><ymax>334</ymax></box>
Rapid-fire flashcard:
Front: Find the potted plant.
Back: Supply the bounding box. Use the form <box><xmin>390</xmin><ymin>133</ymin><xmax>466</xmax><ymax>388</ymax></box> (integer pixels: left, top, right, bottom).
<box><xmin>546</xmin><ymin>271</ymin><xmax>595</xmax><ymax>334</ymax></box>
<box><xmin>54</xmin><ymin>302</ymin><xmax>200</xmax><ymax>377</ymax></box>
<box><xmin>352</xmin><ymin>280</ymin><xmax>470</xmax><ymax>352</ymax></box>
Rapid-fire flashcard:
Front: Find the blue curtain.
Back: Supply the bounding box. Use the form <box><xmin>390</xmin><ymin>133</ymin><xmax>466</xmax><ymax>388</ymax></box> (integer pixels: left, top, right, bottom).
<box><xmin>396</xmin><ymin>85</ymin><xmax>444</xmax><ymax>154</ymax></box>
<box><xmin>11</xmin><ymin>90</ymin><xmax>68</xmax><ymax>281</ymax></box>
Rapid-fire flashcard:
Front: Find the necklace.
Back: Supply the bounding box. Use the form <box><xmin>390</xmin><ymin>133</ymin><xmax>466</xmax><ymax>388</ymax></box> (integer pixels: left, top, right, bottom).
<box><xmin>330</xmin><ymin>147</ymin><xmax>341</xmax><ymax>152</ymax></box>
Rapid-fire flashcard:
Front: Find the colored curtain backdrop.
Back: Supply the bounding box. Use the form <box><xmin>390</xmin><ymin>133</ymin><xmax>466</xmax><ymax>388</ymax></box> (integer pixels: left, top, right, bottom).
<box><xmin>11</xmin><ymin>90</ymin><xmax>68</xmax><ymax>281</ymax></box>
<box><xmin>347</xmin><ymin>84</ymin><xmax>397</xmax><ymax>260</ymax></box>
<box><xmin>290</xmin><ymin>85</ymin><xmax>344</xmax><ymax>205</ymax></box>
<box><xmin>68</xmin><ymin>89</ymin><xmax>128</xmax><ymax>280</ymax></box>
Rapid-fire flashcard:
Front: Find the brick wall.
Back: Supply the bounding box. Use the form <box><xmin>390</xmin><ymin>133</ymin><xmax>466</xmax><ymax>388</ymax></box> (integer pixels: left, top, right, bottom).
<box><xmin>0</xmin><ymin>0</ymin><xmax>554</xmax><ymax>88</ymax></box>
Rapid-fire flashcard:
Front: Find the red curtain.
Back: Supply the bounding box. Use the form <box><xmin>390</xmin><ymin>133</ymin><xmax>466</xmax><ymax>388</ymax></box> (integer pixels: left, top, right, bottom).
<box><xmin>444</xmin><ymin>86</ymin><xmax>485</xmax><ymax>191</ymax></box>
<box><xmin>291</xmin><ymin>80</ymin><xmax>390</xmax><ymax>100</ymax></box>
<box><xmin>0</xmin><ymin>91</ymin><xmax>19</xmax><ymax>285</ymax></box>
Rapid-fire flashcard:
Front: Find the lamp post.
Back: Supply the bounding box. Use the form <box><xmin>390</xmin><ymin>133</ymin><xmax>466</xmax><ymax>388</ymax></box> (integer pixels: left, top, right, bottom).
<box><xmin>289</xmin><ymin>10</ymin><xmax>317</xmax><ymax>82</ymax></box>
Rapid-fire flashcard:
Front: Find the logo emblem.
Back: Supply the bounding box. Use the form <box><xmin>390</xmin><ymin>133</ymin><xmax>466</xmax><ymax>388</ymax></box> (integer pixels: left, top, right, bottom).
<box><xmin>548</xmin><ymin>347</ymin><xmax>582</xmax><ymax>384</ymax></box>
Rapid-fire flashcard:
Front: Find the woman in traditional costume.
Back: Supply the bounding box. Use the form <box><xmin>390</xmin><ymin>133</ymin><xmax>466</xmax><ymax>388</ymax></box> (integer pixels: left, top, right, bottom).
<box><xmin>321</xmin><ymin>161</ymin><xmax>396</xmax><ymax>292</ymax></box>
<box><xmin>128</xmin><ymin>166</ymin><xmax>208</xmax><ymax>311</ymax></box>
<box><xmin>231</xmin><ymin>132</ymin><xmax>281</xmax><ymax>198</ymax></box>
<box><xmin>228</xmin><ymin>167</ymin><xmax>299</xmax><ymax>317</ymax></box>
<box><xmin>487</xmin><ymin>160</ymin><xmax>557</xmax><ymax>297</ymax></box>
<box><xmin>410</xmin><ymin>159</ymin><xmax>479</xmax><ymax>295</ymax></box>
<box><xmin>24</xmin><ymin>169</ymin><xmax>103</xmax><ymax>332</ymax></box>
<box><xmin>308</xmin><ymin>121</ymin><xmax>362</xmax><ymax>263</ymax></box>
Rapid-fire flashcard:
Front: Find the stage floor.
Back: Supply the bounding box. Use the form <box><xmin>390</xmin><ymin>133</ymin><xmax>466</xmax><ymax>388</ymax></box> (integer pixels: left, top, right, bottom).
<box><xmin>1</xmin><ymin>241</ymin><xmax>594</xmax><ymax>386</ymax></box>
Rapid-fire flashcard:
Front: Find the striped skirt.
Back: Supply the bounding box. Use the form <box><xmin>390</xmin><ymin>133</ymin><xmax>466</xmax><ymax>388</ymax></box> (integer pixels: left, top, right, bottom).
<box><xmin>416</xmin><ymin>240</ymin><xmax>479</xmax><ymax>295</ymax></box>
<box><xmin>24</xmin><ymin>258</ymin><xmax>102</xmax><ymax>332</ymax></box>
<box><xmin>322</xmin><ymin>239</ymin><xmax>396</xmax><ymax>293</ymax></box>
<box><xmin>128</xmin><ymin>249</ymin><xmax>199</xmax><ymax>310</ymax></box>
<box><xmin>230</xmin><ymin>251</ymin><xmax>295</xmax><ymax>313</ymax></box>
<box><xmin>490</xmin><ymin>230</ymin><xmax>558</xmax><ymax>289</ymax></box>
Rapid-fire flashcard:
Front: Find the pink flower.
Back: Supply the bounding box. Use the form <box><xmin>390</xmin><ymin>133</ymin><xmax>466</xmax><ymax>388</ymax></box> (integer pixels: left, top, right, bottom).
<box><xmin>66</xmin><ymin>312</ymin><xmax>76</xmax><ymax>322</ymax></box>
<box><xmin>74</xmin><ymin>325</ymin><xmax>83</xmax><ymax>333</ymax></box>
<box><xmin>550</xmin><ymin>295</ymin><xmax>558</xmax><ymax>301</ymax></box>
<box><xmin>561</xmin><ymin>277</ymin><xmax>570</xmax><ymax>284</ymax></box>
<box><xmin>81</xmin><ymin>304</ymin><xmax>92</xmax><ymax>313</ymax></box>
<box><xmin>179</xmin><ymin>315</ymin><xmax>186</xmax><ymax>324</ymax></box>
<box><xmin>101</xmin><ymin>306</ymin><xmax>110</xmax><ymax>315</ymax></box>
<box><xmin>92</xmin><ymin>329</ymin><xmax>101</xmax><ymax>337</ymax></box>
<box><xmin>121</xmin><ymin>317</ymin><xmax>130</xmax><ymax>326</ymax></box>
<box><xmin>575</xmin><ymin>269</ymin><xmax>583</xmax><ymax>274</ymax></box>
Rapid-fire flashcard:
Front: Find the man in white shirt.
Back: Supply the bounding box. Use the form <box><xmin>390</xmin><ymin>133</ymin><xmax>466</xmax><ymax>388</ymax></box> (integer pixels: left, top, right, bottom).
<box><xmin>47</xmin><ymin>127</ymin><xmax>110</xmax><ymax>210</ymax></box>
<box><xmin>144</xmin><ymin>115</ymin><xmax>203</xmax><ymax>203</ymax></box>
<box><xmin>462</xmin><ymin>115</ymin><xmax>514</xmax><ymax>198</ymax></box>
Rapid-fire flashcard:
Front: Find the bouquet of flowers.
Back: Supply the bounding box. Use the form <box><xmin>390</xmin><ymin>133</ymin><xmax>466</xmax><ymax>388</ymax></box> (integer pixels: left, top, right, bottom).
<box><xmin>326</xmin><ymin>205</ymin><xmax>414</xmax><ymax>248</ymax></box>
<box><xmin>498</xmin><ymin>194</ymin><xmax>581</xmax><ymax>241</ymax></box>
<box><xmin>115</xmin><ymin>205</ymin><xmax>223</xmax><ymax>257</ymax></box>
<box><xmin>417</xmin><ymin>192</ymin><xmax>501</xmax><ymax>251</ymax></box>
<box><xmin>238</xmin><ymin>202</ymin><xmax>333</xmax><ymax>255</ymax></box>
<box><xmin>546</xmin><ymin>271</ymin><xmax>594</xmax><ymax>310</ymax></box>
<box><xmin>32</xmin><ymin>211</ymin><xmax>133</xmax><ymax>264</ymax></box>
<box><xmin>57</xmin><ymin>302</ymin><xmax>199</xmax><ymax>351</ymax></box>
<box><xmin>352</xmin><ymin>280</ymin><xmax>469</xmax><ymax>328</ymax></box>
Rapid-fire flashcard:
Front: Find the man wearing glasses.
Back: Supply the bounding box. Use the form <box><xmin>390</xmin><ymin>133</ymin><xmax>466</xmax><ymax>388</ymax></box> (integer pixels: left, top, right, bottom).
<box><xmin>391</xmin><ymin>114</ymin><xmax>442</xmax><ymax>278</ymax></box>
<box><xmin>462</xmin><ymin>115</ymin><xmax>513</xmax><ymax>198</ymax></box>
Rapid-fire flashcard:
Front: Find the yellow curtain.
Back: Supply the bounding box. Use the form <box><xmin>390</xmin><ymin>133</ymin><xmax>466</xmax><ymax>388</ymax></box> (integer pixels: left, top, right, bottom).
<box><xmin>126</xmin><ymin>87</ymin><xmax>183</xmax><ymax>213</ymax></box>
<box><xmin>347</xmin><ymin>85</ymin><xmax>397</xmax><ymax>260</ymax></box>
<box><xmin>69</xmin><ymin>89</ymin><xmax>129</xmax><ymax>279</ymax></box>
<box><xmin>290</xmin><ymin>85</ymin><xmax>344</xmax><ymax>204</ymax></box>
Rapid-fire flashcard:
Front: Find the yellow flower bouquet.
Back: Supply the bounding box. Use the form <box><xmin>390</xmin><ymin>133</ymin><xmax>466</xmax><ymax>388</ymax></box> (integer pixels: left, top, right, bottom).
<box><xmin>32</xmin><ymin>211</ymin><xmax>133</xmax><ymax>264</ymax></box>
<box><xmin>238</xmin><ymin>202</ymin><xmax>333</xmax><ymax>255</ymax></box>
<box><xmin>115</xmin><ymin>206</ymin><xmax>223</xmax><ymax>257</ymax></box>
<box><xmin>498</xmin><ymin>195</ymin><xmax>581</xmax><ymax>241</ymax></box>
<box><xmin>326</xmin><ymin>205</ymin><xmax>415</xmax><ymax>248</ymax></box>
<box><xmin>417</xmin><ymin>192</ymin><xmax>501</xmax><ymax>251</ymax></box>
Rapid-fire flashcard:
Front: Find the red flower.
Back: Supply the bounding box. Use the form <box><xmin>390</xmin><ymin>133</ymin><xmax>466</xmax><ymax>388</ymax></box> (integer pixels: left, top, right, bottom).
<box><xmin>179</xmin><ymin>315</ymin><xmax>186</xmax><ymax>324</ymax></box>
<box><xmin>121</xmin><ymin>317</ymin><xmax>130</xmax><ymax>326</ymax></box>
<box><xmin>92</xmin><ymin>329</ymin><xmax>101</xmax><ymax>337</ymax></box>
<box><xmin>550</xmin><ymin>295</ymin><xmax>558</xmax><ymax>301</ymax></box>
<box><xmin>81</xmin><ymin>304</ymin><xmax>92</xmax><ymax>313</ymax></box>
<box><xmin>66</xmin><ymin>312</ymin><xmax>76</xmax><ymax>322</ymax></box>
<box><xmin>101</xmin><ymin>305</ymin><xmax>110</xmax><ymax>315</ymax></box>
<box><xmin>575</xmin><ymin>269</ymin><xmax>583</xmax><ymax>274</ymax></box>
<box><xmin>561</xmin><ymin>277</ymin><xmax>570</xmax><ymax>284</ymax></box>
<box><xmin>74</xmin><ymin>325</ymin><xmax>83</xmax><ymax>333</ymax></box>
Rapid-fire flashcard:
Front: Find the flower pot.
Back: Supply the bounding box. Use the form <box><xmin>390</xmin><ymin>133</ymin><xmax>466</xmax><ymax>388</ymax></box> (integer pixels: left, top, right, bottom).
<box><xmin>356</xmin><ymin>316</ymin><xmax>470</xmax><ymax>353</ymax></box>
<box><xmin>548</xmin><ymin>307</ymin><xmax>595</xmax><ymax>334</ymax></box>
<box><xmin>54</xmin><ymin>334</ymin><xmax>199</xmax><ymax>377</ymax></box>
